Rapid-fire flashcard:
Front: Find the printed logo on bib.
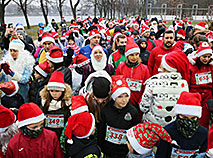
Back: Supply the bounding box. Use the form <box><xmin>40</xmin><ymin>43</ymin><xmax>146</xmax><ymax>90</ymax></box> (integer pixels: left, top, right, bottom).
<box><xmin>105</xmin><ymin>125</ymin><xmax>127</xmax><ymax>144</ymax></box>
<box><xmin>45</xmin><ymin>114</ymin><xmax>64</xmax><ymax>128</ymax></box>
<box><xmin>171</xmin><ymin>147</ymin><xmax>199</xmax><ymax>158</ymax></box>
<box><xmin>126</xmin><ymin>78</ymin><xmax>142</xmax><ymax>92</ymax></box>
<box><xmin>195</xmin><ymin>71</ymin><xmax>212</xmax><ymax>85</ymax></box>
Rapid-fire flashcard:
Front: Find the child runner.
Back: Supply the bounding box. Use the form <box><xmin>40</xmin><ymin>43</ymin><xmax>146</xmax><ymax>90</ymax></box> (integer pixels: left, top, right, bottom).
<box><xmin>98</xmin><ymin>75</ymin><xmax>140</xmax><ymax>158</ymax></box>
<box><xmin>40</xmin><ymin>71</ymin><xmax>72</xmax><ymax>139</ymax></box>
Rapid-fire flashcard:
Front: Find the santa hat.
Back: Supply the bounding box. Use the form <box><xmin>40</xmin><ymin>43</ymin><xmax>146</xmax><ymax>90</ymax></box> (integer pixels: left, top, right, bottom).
<box><xmin>77</xmin><ymin>16</ymin><xmax>81</xmax><ymax>21</ymax></box>
<box><xmin>163</xmin><ymin>20</ymin><xmax>167</xmax><ymax>24</ymax></box>
<box><xmin>70</xmin><ymin>95</ymin><xmax>89</xmax><ymax>115</ymax></box>
<box><xmin>207</xmin><ymin>124</ymin><xmax>213</xmax><ymax>157</ymax></box>
<box><xmin>187</xmin><ymin>21</ymin><xmax>192</xmax><ymax>26</ymax></box>
<box><xmin>132</xmin><ymin>21</ymin><xmax>139</xmax><ymax>27</ymax></box>
<box><xmin>127</xmin><ymin>122</ymin><xmax>177</xmax><ymax>155</ymax></box>
<box><xmin>73</xmin><ymin>54</ymin><xmax>90</xmax><ymax>68</ymax></box>
<box><xmin>51</xmin><ymin>32</ymin><xmax>59</xmax><ymax>39</ymax></box>
<box><xmin>196</xmin><ymin>41</ymin><xmax>212</xmax><ymax>57</ymax></box>
<box><xmin>175</xmin><ymin>91</ymin><xmax>202</xmax><ymax>118</ymax></box>
<box><xmin>65</xmin><ymin>112</ymin><xmax>95</xmax><ymax>144</ymax></box>
<box><xmin>195</xmin><ymin>22</ymin><xmax>208</xmax><ymax>31</ymax></box>
<box><xmin>69</xmin><ymin>22</ymin><xmax>78</xmax><ymax>29</ymax></box>
<box><xmin>177</xmin><ymin>23</ymin><xmax>183</xmax><ymax>28</ymax></box>
<box><xmin>140</xmin><ymin>25</ymin><xmax>150</xmax><ymax>35</ymax></box>
<box><xmin>113</xmin><ymin>32</ymin><xmax>122</xmax><ymax>42</ymax></box>
<box><xmin>161</xmin><ymin>51</ymin><xmax>189</xmax><ymax>81</ymax></box>
<box><xmin>17</xmin><ymin>102</ymin><xmax>45</xmax><ymax>128</ymax></box>
<box><xmin>41</xmin><ymin>32</ymin><xmax>55</xmax><ymax>45</ymax></box>
<box><xmin>34</xmin><ymin>61</ymin><xmax>50</xmax><ymax>78</ymax></box>
<box><xmin>9</xmin><ymin>39</ymin><xmax>25</xmax><ymax>52</ymax></box>
<box><xmin>177</xmin><ymin>29</ymin><xmax>186</xmax><ymax>39</ymax></box>
<box><xmin>60</xmin><ymin>34</ymin><xmax>66</xmax><ymax>40</ymax></box>
<box><xmin>125</xmin><ymin>37</ymin><xmax>140</xmax><ymax>57</ymax></box>
<box><xmin>72</xmin><ymin>27</ymin><xmax>79</xmax><ymax>33</ymax></box>
<box><xmin>111</xmin><ymin>75</ymin><xmax>130</xmax><ymax>100</ymax></box>
<box><xmin>108</xmin><ymin>21</ymin><xmax>114</xmax><ymax>26</ymax></box>
<box><xmin>0</xmin><ymin>105</ymin><xmax>15</xmax><ymax>132</ymax></box>
<box><xmin>0</xmin><ymin>80</ymin><xmax>19</xmax><ymax>97</ymax></box>
<box><xmin>47</xmin><ymin>71</ymin><xmax>65</xmax><ymax>91</ymax></box>
<box><xmin>205</xmin><ymin>31</ymin><xmax>213</xmax><ymax>43</ymax></box>
<box><xmin>88</xmin><ymin>29</ymin><xmax>101</xmax><ymax>40</ymax></box>
<box><xmin>46</xmin><ymin>45</ymin><xmax>63</xmax><ymax>63</ymax></box>
<box><xmin>65</xmin><ymin>30</ymin><xmax>72</xmax><ymax>39</ymax></box>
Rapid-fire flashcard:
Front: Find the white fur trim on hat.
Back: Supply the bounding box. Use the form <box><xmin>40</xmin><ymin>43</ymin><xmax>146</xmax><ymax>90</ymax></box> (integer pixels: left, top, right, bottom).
<box><xmin>161</xmin><ymin>55</ymin><xmax>177</xmax><ymax>72</ymax></box>
<box><xmin>76</xmin><ymin>59</ymin><xmax>90</xmax><ymax>67</ymax></box>
<box><xmin>76</xmin><ymin>113</ymin><xmax>95</xmax><ymax>139</ymax></box>
<box><xmin>113</xmin><ymin>33</ymin><xmax>122</xmax><ymax>42</ymax></box>
<box><xmin>17</xmin><ymin>113</ymin><xmax>45</xmax><ymax>128</ymax></box>
<box><xmin>6</xmin><ymin>80</ymin><xmax>19</xmax><ymax>97</ymax></box>
<box><xmin>127</xmin><ymin>127</ymin><xmax>152</xmax><ymax>155</ymax></box>
<box><xmin>195</xmin><ymin>25</ymin><xmax>206</xmax><ymax>31</ymax></box>
<box><xmin>41</xmin><ymin>37</ymin><xmax>55</xmax><ymax>45</ymax></box>
<box><xmin>125</xmin><ymin>48</ymin><xmax>140</xmax><ymax>57</ymax></box>
<box><xmin>9</xmin><ymin>40</ymin><xmax>25</xmax><ymax>52</ymax></box>
<box><xmin>111</xmin><ymin>87</ymin><xmax>131</xmax><ymax>100</ymax></box>
<box><xmin>88</xmin><ymin>34</ymin><xmax>101</xmax><ymax>40</ymax></box>
<box><xmin>46</xmin><ymin>54</ymin><xmax>63</xmax><ymax>63</ymax></box>
<box><xmin>175</xmin><ymin>104</ymin><xmax>202</xmax><ymax>118</ymax></box>
<box><xmin>35</xmin><ymin>65</ymin><xmax>47</xmax><ymax>77</ymax></box>
<box><xmin>71</xmin><ymin>106</ymin><xmax>89</xmax><ymax>116</ymax></box>
<box><xmin>177</xmin><ymin>34</ymin><xmax>185</xmax><ymax>39</ymax></box>
<box><xmin>197</xmin><ymin>49</ymin><xmax>212</xmax><ymax>57</ymax></box>
<box><xmin>0</xmin><ymin>126</ymin><xmax>10</xmax><ymax>133</ymax></box>
<box><xmin>47</xmin><ymin>82</ymin><xmax>66</xmax><ymax>91</ymax></box>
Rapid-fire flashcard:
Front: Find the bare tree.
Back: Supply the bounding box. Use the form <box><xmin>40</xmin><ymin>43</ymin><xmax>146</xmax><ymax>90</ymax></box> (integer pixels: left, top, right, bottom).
<box><xmin>13</xmin><ymin>0</ymin><xmax>32</xmax><ymax>29</ymax></box>
<box><xmin>50</xmin><ymin>0</ymin><xmax>66</xmax><ymax>19</ymax></box>
<box><xmin>40</xmin><ymin>0</ymin><xmax>49</xmax><ymax>25</ymax></box>
<box><xmin>70</xmin><ymin>0</ymin><xmax>80</xmax><ymax>20</ymax></box>
<box><xmin>0</xmin><ymin>0</ymin><xmax>12</xmax><ymax>23</ymax></box>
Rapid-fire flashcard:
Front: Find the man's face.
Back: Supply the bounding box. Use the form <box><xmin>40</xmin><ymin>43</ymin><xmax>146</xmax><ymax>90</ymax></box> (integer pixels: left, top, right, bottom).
<box><xmin>90</xmin><ymin>35</ymin><xmax>100</xmax><ymax>46</ymax></box>
<box><xmin>163</xmin><ymin>33</ymin><xmax>175</xmax><ymax>49</ymax></box>
<box><xmin>143</xmin><ymin>31</ymin><xmax>150</xmax><ymax>38</ymax></box>
<box><xmin>117</xmin><ymin>38</ymin><xmax>127</xmax><ymax>47</ymax></box>
<box><xmin>43</xmin><ymin>41</ymin><xmax>54</xmax><ymax>52</ymax></box>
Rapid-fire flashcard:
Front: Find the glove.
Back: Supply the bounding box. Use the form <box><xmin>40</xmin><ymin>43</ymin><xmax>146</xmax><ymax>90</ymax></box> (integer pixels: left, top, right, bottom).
<box><xmin>1</xmin><ymin>63</ymin><xmax>15</xmax><ymax>76</ymax></box>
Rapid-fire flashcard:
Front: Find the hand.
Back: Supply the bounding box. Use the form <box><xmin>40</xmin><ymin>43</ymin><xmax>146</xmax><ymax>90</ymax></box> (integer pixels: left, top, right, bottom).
<box><xmin>4</xmin><ymin>27</ymin><xmax>12</xmax><ymax>38</ymax></box>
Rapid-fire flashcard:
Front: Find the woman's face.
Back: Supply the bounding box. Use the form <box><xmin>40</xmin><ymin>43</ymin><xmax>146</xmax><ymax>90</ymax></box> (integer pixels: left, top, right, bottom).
<box><xmin>94</xmin><ymin>50</ymin><xmax>103</xmax><ymax>62</ymax></box>
<box><xmin>127</xmin><ymin>52</ymin><xmax>139</xmax><ymax>63</ymax></box>
<box><xmin>49</xmin><ymin>90</ymin><xmax>63</xmax><ymax>100</ymax></box>
<box><xmin>10</xmin><ymin>49</ymin><xmax>19</xmax><ymax>59</ymax></box>
<box><xmin>200</xmin><ymin>53</ymin><xmax>212</xmax><ymax>65</ymax></box>
<box><xmin>140</xmin><ymin>42</ymin><xmax>147</xmax><ymax>48</ymax></box>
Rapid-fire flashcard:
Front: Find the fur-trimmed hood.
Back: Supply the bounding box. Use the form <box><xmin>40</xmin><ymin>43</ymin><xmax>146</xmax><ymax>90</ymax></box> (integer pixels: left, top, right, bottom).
<box><xmin>40</xmin><ymin>83</ymin><xmax>72</xmax><ymax>105</ymax></box>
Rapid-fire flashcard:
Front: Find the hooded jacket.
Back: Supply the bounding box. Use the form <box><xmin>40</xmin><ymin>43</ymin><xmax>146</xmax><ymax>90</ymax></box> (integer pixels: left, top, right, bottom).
<box><xmin>137</xmin><ymin>38</ymin><xmax>150</xmax><ymax>65</ymax></box>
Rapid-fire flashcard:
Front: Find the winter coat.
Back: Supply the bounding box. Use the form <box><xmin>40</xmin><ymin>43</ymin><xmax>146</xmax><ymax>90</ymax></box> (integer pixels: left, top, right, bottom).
<box><xmin>98</xmin><ymin>100</ymin><xmax>140</xmax><ymax>158</ymax></box>
<box><xmin>6</xmin><ymin>128</ymin><xmax>64</xmax><ymax>158</ymax></box>
<box><xmin>148</xmin><ymin>43</ymin><xmax>180</xmax><ymax>76</ymax></box>
<box><xmin>146</xmin><ymin>39</ymin><xmax>156</xmax><ymax>52</ymax></box>
<box><xmin>139</xmin><ymin>72</ymin><xmax>189</xmax><ymax>127</ymax></box>
<box><xmin>56</xmin><ymin>66</ymin><xmax>72</xmax><ymax>87</ymax></box>
<box><xmin>116</xmin><ymin>62</ymin><xmax>150</xmax><ymax>107</ymax></box>
<box><xmin>0</xmin><ymin>50</ymin><xmax>35</xmax><ymax>102</ymax></box>
<box><xmin>81</xmin><ymin>63</ymin><xmax>114</xmax><ymax>87</ymax></box>
<box><xmin>176</xmin><ymin>40</ymin><xmax>187</xmax><ymax>51</ymax></box>
<box><xmin>155</xmin><ymin>121</ymin><xmax>208</xmax><ymax>158</ymax></box>
<box><xmin>189</xmin><ymin>63</ymin><xmax>213</xmax><ymax>105</ymax></box>
<box><xmin>108</xmin><ymin>49</ymin><xmax>126</xmax><ymax>72</ymax></box>
<box><xmin>71</xmin><ymin>67</ymin><xmax>83</xmax><ymax>96</ymax></box>
<box><xmin>137</xmin><ymin>38</ymin><xmax>151</xmax><ymax>65</ymax></box>
<box><xmin>40</xmin><ymin>84</ymin><xmax>72</xmax><ymax>138</ymax></box>
<box><xmin>65</xmin><ymin>136</ymin><xmax>102</xmax><ymax>158</ymax></box>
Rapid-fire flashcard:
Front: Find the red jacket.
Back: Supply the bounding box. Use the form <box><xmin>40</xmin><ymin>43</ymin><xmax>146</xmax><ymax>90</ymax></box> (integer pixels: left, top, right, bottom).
<box><xmin>146</xmin><ymin>39</ymin><xmax>156</xmax><ymax>52</ymax></box>
<box><xmin>148</xmin><ymin>43</ymin><xmax>180</xmax><ymax>76</ymax></box>
<box><xmin>189</xmin><ymin>64</ymin><xmax>213</xmax><ymax>104</ymax></box>
<box><xmin>6</xmin><ymin>129</ymin><xmax>64</xmax><ymax>158</ymax></box>
<box><xmin>116</xmin><ymin>62</ymin><xmax>150</xmax><ymax>106</ymax></box>
<box><xmin>176</xmin><ymin>40</ymin><xmax>187</xmax><ymax>51</ymax></box>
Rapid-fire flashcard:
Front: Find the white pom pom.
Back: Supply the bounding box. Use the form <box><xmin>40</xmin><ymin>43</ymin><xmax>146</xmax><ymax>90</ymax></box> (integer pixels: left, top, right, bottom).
<box><xmin>207</xmin><ymin>148</ymin><xmax>213</xmax><ymax>157</ymax></box>
<box><xmin>116</xmin><ymin>80</ymin><xmax>122</xmax><ymax>86</ymax></box>
<box><xmin>67</xmin><ymin>139</ymin><xmax>73</xmax><ymax>144</ymax></box>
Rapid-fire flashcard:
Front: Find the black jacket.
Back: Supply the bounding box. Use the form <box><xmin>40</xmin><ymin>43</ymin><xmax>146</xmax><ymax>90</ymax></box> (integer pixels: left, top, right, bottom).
<box><xmin>137</xmin><ymin>38</ymin><xmax>150</xmax><ymax>65</ymax></box>
<box><xmin>57</xmin><ymin>66</ymin><xmax>72</xmax><ymax>88</ymax></box>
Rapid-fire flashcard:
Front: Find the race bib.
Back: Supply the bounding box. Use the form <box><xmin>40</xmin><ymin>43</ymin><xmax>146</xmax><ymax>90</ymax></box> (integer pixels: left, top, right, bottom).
<box><xmin>195</xmin><ymin>71</ymin><xmax>212</xmax><ymax>85</ymax></box>
<box><xmin>171</xmin><ymin>147</ymin><xmax>199</xmax><ymax>158</ymax></box>
<box><xmin>45</xmin><ymin>114</ymin><xmax>64</xmax><ymax>128</ymax></box>
<box><xmin>105</xmin><ymin>125</ymin><xmax>127</xmax><ymax>144</ymax></box>
<box><xmin>126</xmin><ymin>78</ymin><xmax>142</xmax><ymax>92</ymax></box>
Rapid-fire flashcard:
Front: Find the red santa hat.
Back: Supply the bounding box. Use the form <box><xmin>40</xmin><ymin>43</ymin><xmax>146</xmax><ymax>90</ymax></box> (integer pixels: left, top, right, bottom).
<box><xmin>196</xmin><ymin>41</ymin><xmax>212</xmax><ymax>57</ymax></box>
<box><xmin>72</xmin><ymin>27</ymin><xmax>79</xmax><ymax>33</ymax></box>
<box><xmin>175</xmin><ymin>91</ymin><xmax>202</xmax><ymax>118</ymax></box>
<box><xmin>127</xmin><ymin>122</ymin><xmax>177</xmax><ymax>155</ymax></box>
<box><xmin>113</xmin><ymin>32</ymin><xmax>122</xmax><ymax>42</ymax></box>
<box><xmin>132</xmin><ymin>21</ymin><xmax>139</xmax><ymax>27</ymax></box>
<box><xmin>69</xmin><ymin>22</ymin><xmax>78</xmax><ymax>29</ymax></box>
<box><xmin>140</xmin><ymin>25</ymin><xmax>150</xmax><ymax>35</ymax></box>
<box><xmin>187</xmin><ymin>21</ymin><xmax>192</xmax><ymax>26</ymax></box>
<box><xmin>34</xmin><ymin>61</ymin><xmax>50</xmax><ymax>78</ymax></box>
<box><xmin>0</xmin><ymin>105</ymin><xmax>16</xmax><ymax>132</ymax></box>
<box><xmin>65</xmin><ymin>112</ymin><xmax>95</xmax><ymax>144</ymax></box>
<box><xmin>77</xmin><ymin>16</ymin><xmax>81</xmax><ymax>21</ymax></box>
<box><xmin>47</xmin><ymin>71</ymin><xmax>65</xmax><ymax>91</ymax></box>
<box><xmin>17</xmin><ymin>102</ymin><xmax>45</xmax><ymax>128</ymax></box>
<box><xmin>207</xmin><ymin>124</ymin><xmax>213</xmax><ymax>157</ymax></box>
<box><xmin>0</xmin><ymin>80</ymin><xmax>19</xmax><ymax>97</ymax></box>
<box><xmin>60</xmin><ymin>34</ymin><xmax>66</xmax><ymax>40</ymax></box>
<box><xmin>70</xmin><ymin>95</ymin><xmax>89</xmax><ymax>115</ymax></box>
<box><xmin>177</xmin><ymin>29</ymin><xmax>186</xmax><ymax>39</ymax></box>
<box><xmin>111</xmin><ymin>75</ymin><xmax>130</xmax><ymax>100</ymax></box>
<box><xmin>177</xmin><ymin>22</ymin><xmax>183</xmax><ymax>28</ymax></box>
<box><xmin>205</xmin><ymin>31</ymin><xmax>213</xmax><ymax>43</ymax></box>
<box><xmin>46</xmin><ymin>45</ymin><xmax>63</xmax><ymax>63</ymax></box>
<box><xmin>73</xmin><ymin>54</ymin><xmax>90</xmax><ymax>68</ymax></box>
<box><xmin>195</xmin><ymin>22</ymin><xmax>208</xmax><ymax>31</ymax></box>
<box><xmin>163</xmin><ymin>20</ymin><xmax>167</xmax><ymax>24</ymax></box>
<box><xmin>125</xmin><ymin>37</ymin><xmax>140</xmax><ymax>57</ymax></box>
<box><xmin>161</xmin><ymin>51</ymin><xmax>189</xmax><ymax>81</ymax></box>
<box><xmin>51</xmin><ymin>32</ymin><xmax>59</xmax><ymax>39</ymax></box>
<box><xmin>108</xmin><ymin>21</ymin><xmax>114</xmax><ymax>26</ymax></box>
<box><xmin>41</xmin><ymin>32</ymin><xmax>55</xmax><ymax>45</ymax></box>
<box><xmin>88</xmin><ymin>29</ymin><xmax>101</xmax><ymax>40</ymax></box>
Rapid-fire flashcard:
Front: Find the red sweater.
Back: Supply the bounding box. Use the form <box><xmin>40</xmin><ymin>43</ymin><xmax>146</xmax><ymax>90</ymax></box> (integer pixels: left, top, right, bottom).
<box><xmin>116</xmin><ymin>62</ymin><xmax>150</xmax><ymax>106</ymax></box>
